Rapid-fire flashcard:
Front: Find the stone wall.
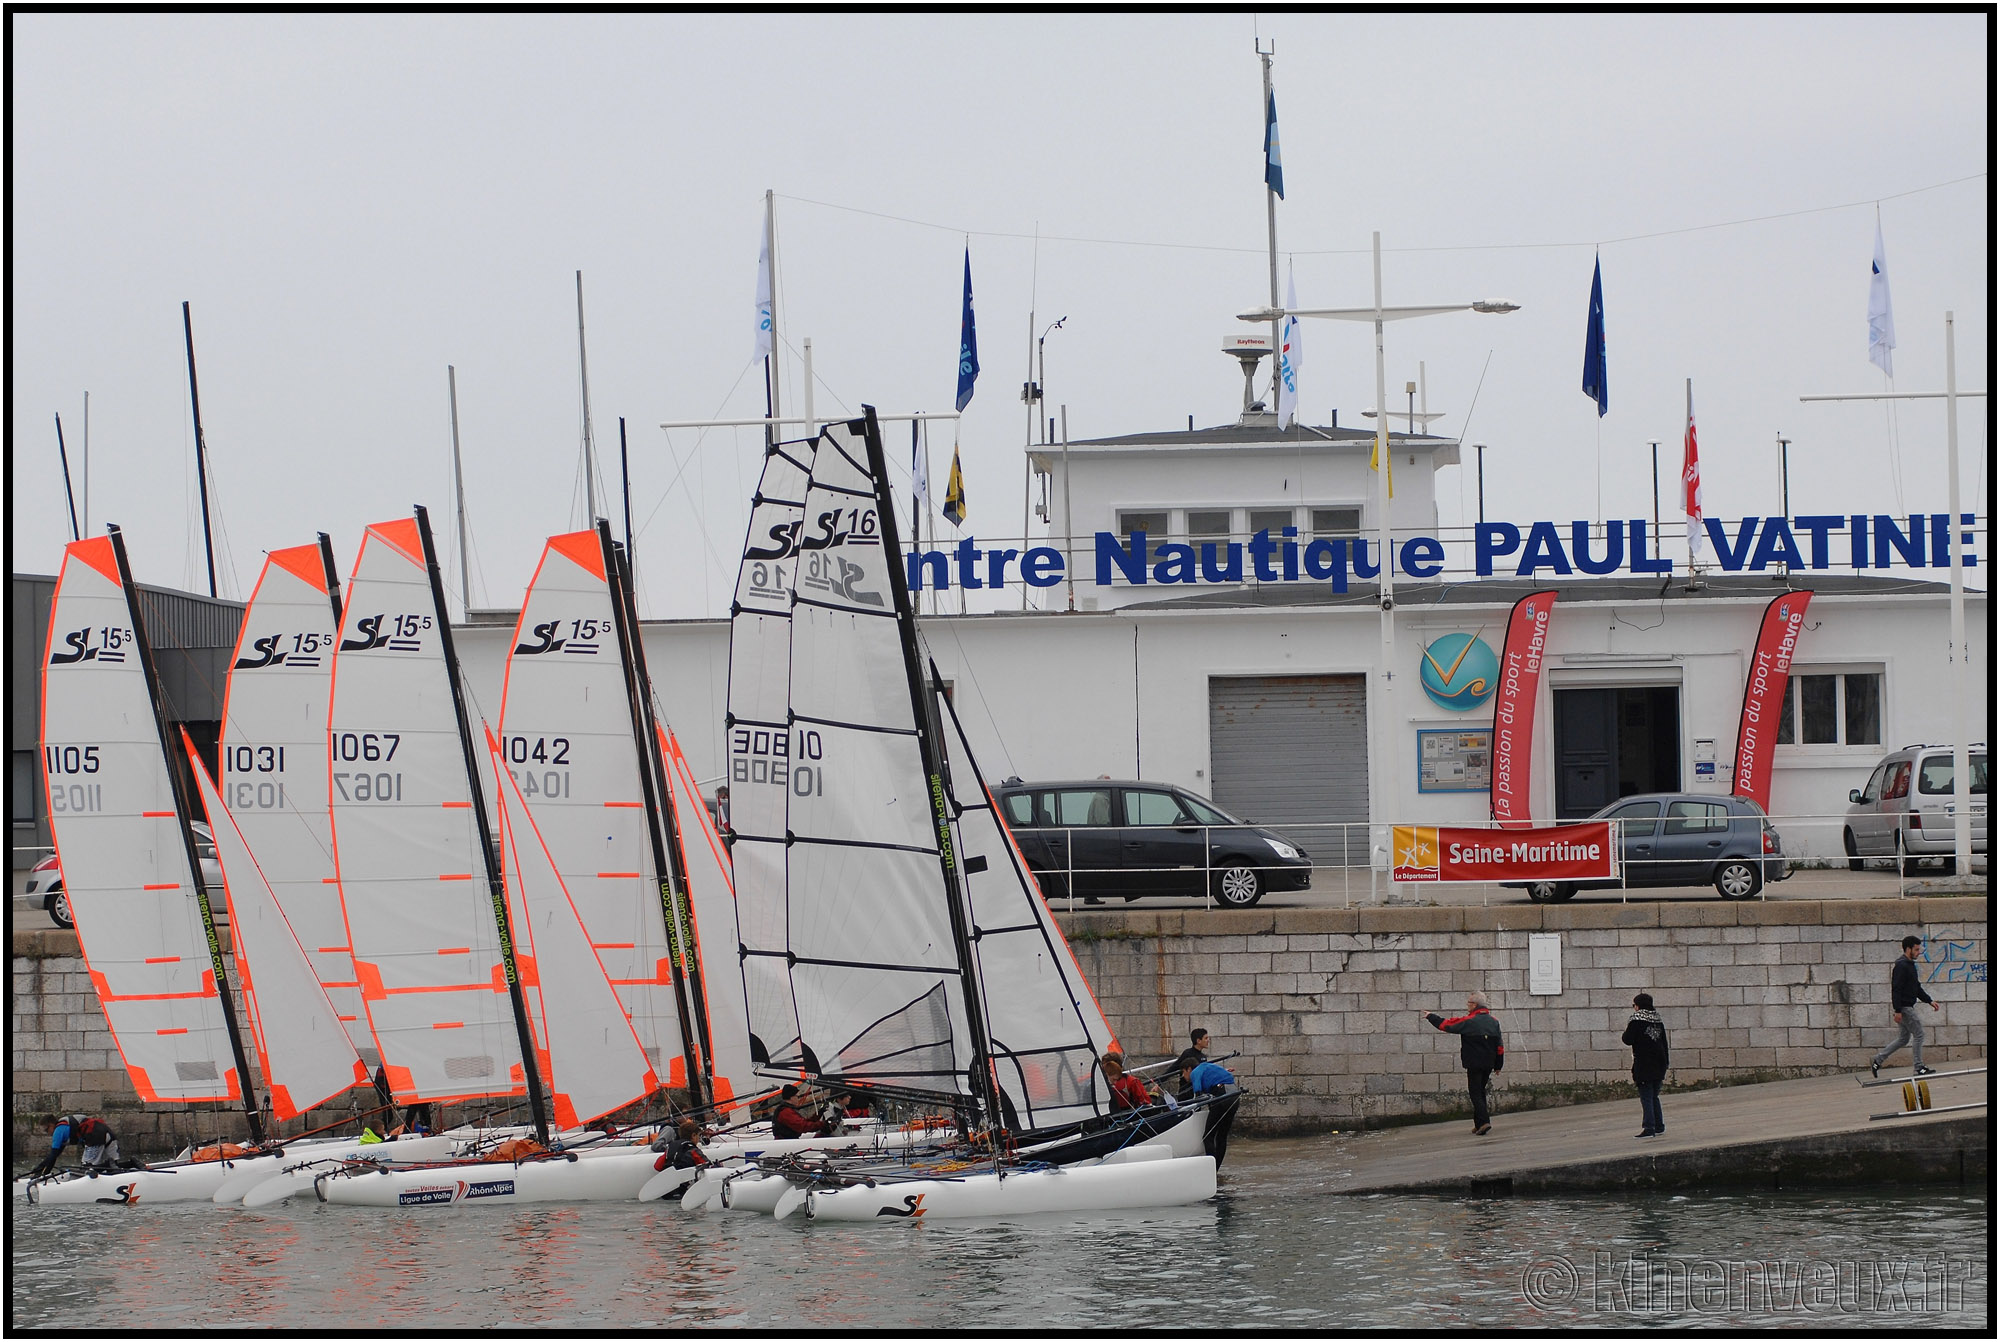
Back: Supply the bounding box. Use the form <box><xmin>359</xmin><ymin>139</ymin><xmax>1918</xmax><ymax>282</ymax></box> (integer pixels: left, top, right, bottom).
<box><xmin>1057</xmin><ymin>896</ymin><xmax>1987</xmax><ymax>1135</ymax></box>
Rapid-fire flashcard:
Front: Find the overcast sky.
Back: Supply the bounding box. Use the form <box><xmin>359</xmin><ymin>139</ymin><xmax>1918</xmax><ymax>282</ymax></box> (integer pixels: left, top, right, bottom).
<box><xmin>11</xmin><ymin>12</ymin><xmax>1989</xmax><ymax>617</ymax></box>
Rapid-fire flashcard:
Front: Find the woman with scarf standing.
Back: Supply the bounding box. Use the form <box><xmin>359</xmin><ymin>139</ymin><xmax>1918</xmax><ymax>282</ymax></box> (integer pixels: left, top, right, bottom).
<box><xmin>1622</xmin><ymin>992</ymin><xmax>1670</xmax><ymax>1138</ymax></box>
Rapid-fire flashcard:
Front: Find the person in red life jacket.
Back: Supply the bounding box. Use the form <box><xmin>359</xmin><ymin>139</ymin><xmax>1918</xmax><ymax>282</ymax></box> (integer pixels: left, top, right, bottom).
<box><xmin>770</xmin><ymin>1084</ymin><xmax>834</xmax><ymax>1141</ymax></box>
<box><xmin>1099</xmin><ymin>1051</ymin><xmax>1155</xmax><ymax>1111</ymax></box>
<box><xmin>31</xmin><ymin>1113</ymin><xmax>121</xmax><ymax>1177</ymax></box>
<box><xmin>1422</xmin><ymin>990</ymin><xmax>1506</xmax><ymax>1136</ymax></box>
<box><xmin>840</xmin><ymin>1089</ymin><xmax>876</xmax><ymax>1121</ymax></box>
<box><xmin>652</xmin><ymin>1118</ymin><xmax>710</xmax><ymax>1172</ymax></box>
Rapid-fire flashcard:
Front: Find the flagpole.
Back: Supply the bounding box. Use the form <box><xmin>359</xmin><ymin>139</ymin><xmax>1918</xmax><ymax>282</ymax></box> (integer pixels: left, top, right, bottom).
<box><xmin>1061</xmin><ymin>404</ymin><xmax>1075</xmax><ymax>613</ymax></box>
<box><xmin>764</xmin><ymin>189</ymin><xmax>781</xmax><ymax>451</ymax></box>
<box><xmin>1259</xmin><ymin>42</ymin><xmax>1281</xmax><ymax>404</ymax></box>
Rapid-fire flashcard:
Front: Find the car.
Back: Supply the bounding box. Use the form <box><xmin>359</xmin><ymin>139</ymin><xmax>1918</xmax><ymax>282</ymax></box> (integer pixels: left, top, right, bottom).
<box><xmin>1844</xmin><ymin>743</ymin><xmax>1989</xmax><ymax>875</ymax></box>
<box><xmin>992</xmin><ymin>778</ymin><xmax>1311</xmax><ymax>909</ymax></box>
<box><xmin>1504</xmin><ymin>793</ymin><xmax>1791</xmax><ymax>902</ymax></box>
<box><xmin>19</xmin><ymin>822</ymin><xmax>227</xmax><ymax>930</ymax></box>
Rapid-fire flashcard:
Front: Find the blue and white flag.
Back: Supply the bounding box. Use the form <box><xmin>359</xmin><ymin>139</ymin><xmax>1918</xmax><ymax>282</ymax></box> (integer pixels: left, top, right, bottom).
<box><xmin>955</xmin><ymin>247</ymin><xmax>979</xmax><ymax>411</ymax></box>
<box><xmin>1276</xmin><ymin>263</ymin><xmax>1301</xmax><ymax>427</ymax></box>
<box><xmin>754</xmin><ymin>223</ymin><xmax>774</xmax><ymax>361</ymax></box>
<box><xmin>1868</xmin><ymin>219</ymin><xmax>1896</xmax><ymax>376</ymax></box>
<box><xmin>1264</xmin><ymin>91</ymin><xmax>1284</xmax><ymax>199</ymax></box>
<box><xmin>1581</xmin><ymin>255</ymin><xmax>1608</xmax><ymax>416</ymax></box>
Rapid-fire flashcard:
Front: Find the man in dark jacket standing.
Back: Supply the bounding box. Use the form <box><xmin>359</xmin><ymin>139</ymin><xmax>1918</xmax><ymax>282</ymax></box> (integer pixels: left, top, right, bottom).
<box><xmin>1622</xmin><ymin>993</ymin><xmax>1670</xmax><ymax>1138</ymax></box>
<box><xmin>1423</xmin><ymin>991</ymin><xmax>1505</xmax><ymax>1136</ymax></box>
<box><xmin>1870</xmin><ymin>935</ymin><xmax>1940</xmax><ymax>1078</ymax></box>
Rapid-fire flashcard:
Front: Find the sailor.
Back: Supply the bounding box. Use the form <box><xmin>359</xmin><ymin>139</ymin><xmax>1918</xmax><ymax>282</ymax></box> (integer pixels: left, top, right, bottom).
<box><xmin>651</xmin><ymin>1118</ymin><xmax>710</xmax><ymax>1179</ymax></box>
<box><xmin>30</xmin><ymin>1113</ymin><xmax>121</xmax><ymax>1177</ymax></box>
<box><xmin>1099</xmin><ymin>1052</ymin><xmax>1155</xmax><ymax>1111</ymax></box>
<box><xmin>1181</xmin><ymin>1054</ymin><xmax>1236</xmax><ymax>1097</ymax></box>
<box><xmin>770</xmin><ymin>1084</ymin><xmax>833</xmax><ymax>1140</ymax></box>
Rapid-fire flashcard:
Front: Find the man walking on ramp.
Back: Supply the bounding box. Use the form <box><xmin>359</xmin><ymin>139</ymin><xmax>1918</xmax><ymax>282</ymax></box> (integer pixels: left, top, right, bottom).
<box><xmin>1871</xmin><ymin>934</ymin><xmax>1940</xmax><ymax>1078</ymax></box>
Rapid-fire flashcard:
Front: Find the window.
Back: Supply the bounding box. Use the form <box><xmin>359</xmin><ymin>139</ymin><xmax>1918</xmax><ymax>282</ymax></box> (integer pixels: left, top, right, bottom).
<box><xmin>1053</xmin><ymin>789</ymin><xmax>1115</xmax><ymax>827</ymax></box>
<box><xmin>1664</xmin><ymin>800</ymin><xmax>1728</xmax><ymax>834</ymax></box>
<box><xmin>1776</xmin><ymin>671</ymin><xmax>1882</xmax><ymax>746</ymax></box>
<box><xmin>1001</xmin><ymin>793</ymin><xmax>1036</xmax><ymax>828</ymax></box>
<box><xmin>1125</xmin><ymin>790</ymin><xmax>1187</xmax><ymax>826</ymax></box>
<box><xmin>1882</xmin><ymin>762</ymin><xmax>1911</xmax><ymax>801</ymax></box>
<box><xmin>1312</xmin><ymin>507</ymin><xmax>1362</xmax><ymax>537</ymax></box>
<box><xmin>1919</xmin><ymin>754</ymin><xmax>1990</xmax><ymax>795</ymax></box>
<box><xmin>1248</xmin><ymin>508</ymin><xmax>1293</xmax><ymax>537</ymax></box>
<box><xmin>1187</xmin><ymin>510</ymin><xmax>1231</xmax><ymax>540</ymax></box>
<box><xmin>1606</xmin><ymin>799</ymin><xmax>1662</xmax><ymax>837</ymax></box>
<box><xmin>11</xmin><ymin>752</ymin><xmax>34</xmax><ymax>823</ymax></box>
<box><xmin>1116</xmin><ymin>511</ymin><xmax>1168</xmax><ymax>542</ymax></box>
<box><xmin>1179</xmin><ymin>794</ymin><xmax>1233</xmax><ymax>826</ymax></box>
<box><xmin>1857</xmin><ymin>763</ymin><xmax>1888</xmax><ymax>804</ymax></box>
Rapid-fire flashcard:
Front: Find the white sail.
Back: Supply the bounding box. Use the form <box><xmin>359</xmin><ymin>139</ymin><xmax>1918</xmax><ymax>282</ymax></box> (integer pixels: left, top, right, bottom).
<box><xmin>39</xmin><ymin>536</ymin><xmax>244</xmax><ymax>1104</ymax></box>
<box><xmin>498</xmin><ymin>531</ymin><xmax>689</xmax><ymax>1088</ymax></box>
<box><xmin>327</xmin><ymin>516</ymin><xmax>525</xmax><ymax>1106</ymax></box>
<box><xmin>489</xmin><ymin>729</ymin><xmax>658</xmax><ymax>1127</ymax></box>
<box><xmin>659</xmin><ymin>722</ymin><xmax>756</xmax><ymax>1106</ymax></box>
<box><xmin>219</xmin><ymin>543</ymin><xmax>371</xmax><ymax>1063</ymax></box>
<box><xmin>188</xmin><ymin>745</ymin><xmax>368</xmax><ymax>1120</ymax></box>
<box><xmin>725</xmin><ymin>435</ymin><xmax>819</xmax><ymax>1071</ymax></box>
<box><xmin>782</xmin><ymin>420</ymin><xmax>971</xmax><ymax>1094</ymax></box>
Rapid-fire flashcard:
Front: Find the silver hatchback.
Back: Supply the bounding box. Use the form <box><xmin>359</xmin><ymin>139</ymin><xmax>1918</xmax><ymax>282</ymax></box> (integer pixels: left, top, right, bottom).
<box><xmin>1844</xmin><ymin>745</ymin><xmax>1989</xmax><ymax>875</ymax></box>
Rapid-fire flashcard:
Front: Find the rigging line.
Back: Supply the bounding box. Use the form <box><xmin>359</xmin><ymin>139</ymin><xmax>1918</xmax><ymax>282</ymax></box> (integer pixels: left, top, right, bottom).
<box><xmin>932</xmin><ymin>624</ymin><xmax>1019</xmax><ymax>782</ymax></box>
<box><xmin>635</xmin><ymin>422</ymin><xmax>736</xmax><ymax>598</ymax></box>
<box><xmin>777</xmin><ymin>172</ymin><xmax>1985</xmax><ymax>259</ymax></box>
<box><xmin>633</xmin><ymin>357</ymin><xmax>758</xmax><ymax>539</ymax></box>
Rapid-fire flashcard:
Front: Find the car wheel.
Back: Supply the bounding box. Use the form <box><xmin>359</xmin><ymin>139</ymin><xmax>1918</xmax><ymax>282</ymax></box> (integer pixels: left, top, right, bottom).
<box><xmin>49</xmin><ymin>889</ymin><xmax>75</xmax><ymax>930</ymax></box>
<box><xmin>1844</xmin><ymin>830</ymin><xmax>1864</xmax><ymax>873</ymax></box>
<box><xmin>1212</xmin><ymin>865</ymin><xmax>1262</xmax><ymax>909</ymax></box>
<box><xmin>1940</xmin><ymin>856</ymin><xmax>1957</xmax><ymax>877</ymax></box>
<box><xmin>1713</xmin><ymin>860</ymin><xmax>1761</xmax><ymax>900</ymax></box>
<box><xmin>1525</xmin><ymin>882</ymin><xmax>1574</xmax><ymax>903</ymax></box>
<box><xmin>1894</xmin><ymin>832</ymin><xmax>1922</xmax><ymax>879</ymax></box>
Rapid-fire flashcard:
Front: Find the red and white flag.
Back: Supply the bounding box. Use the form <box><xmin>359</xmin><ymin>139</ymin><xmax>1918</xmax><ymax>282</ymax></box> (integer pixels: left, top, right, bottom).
<box><xmin>1682</xmin><ymin>379</ymin><xmax>1704</xmax><ymax>562</ymax></box>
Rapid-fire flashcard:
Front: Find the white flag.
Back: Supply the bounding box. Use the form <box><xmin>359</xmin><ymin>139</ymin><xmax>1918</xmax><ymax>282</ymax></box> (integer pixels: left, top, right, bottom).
<box><xmin>1276</xmin><ymin>263</ymin><xmax>1301</xmax><ymax>428</ymax></box>
<box><xmin>1868</xmin><ymin>219</ymin><xmax>1895</xmax><ymax>376</ymax></box>
<box><xmin>754</xmin><ymin>226</ymin><xmax>774</xmax><ymax>361</ymax></box>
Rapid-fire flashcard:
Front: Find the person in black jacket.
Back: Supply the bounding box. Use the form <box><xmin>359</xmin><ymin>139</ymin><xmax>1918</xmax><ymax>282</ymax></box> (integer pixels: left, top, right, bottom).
<box><xmin>1870</xmin><ymin>935</ymin><xmax>1940</xmax><ymax>1078</ymax></box>
<box><xmin>1622</xmin><ymin>992</ymin><xmax>1670</xmax><ymax>1138</ymax></box>
<box><xmin>1423</xmin><ymin>991</ymin><xmax>1505</xmax><ymax>1136</ymax></box>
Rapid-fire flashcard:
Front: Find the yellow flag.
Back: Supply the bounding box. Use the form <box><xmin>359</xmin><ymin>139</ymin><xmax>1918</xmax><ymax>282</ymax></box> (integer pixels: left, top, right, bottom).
<box><xmin>943</xmin><ymin>445</ymin><xmax>967</xmax><ymax>525</ymax></box>
<box><xmin>1371</xmin><ymin>432</ymin><xmax>1395</xmax><ymax>498</ymax></box>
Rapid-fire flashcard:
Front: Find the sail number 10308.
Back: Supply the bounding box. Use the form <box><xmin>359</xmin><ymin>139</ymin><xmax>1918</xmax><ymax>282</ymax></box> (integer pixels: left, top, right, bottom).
<box><xmin>730</xmin><ymin>727</ymin><xmax>825</xmax><ymax>796</ymax></box>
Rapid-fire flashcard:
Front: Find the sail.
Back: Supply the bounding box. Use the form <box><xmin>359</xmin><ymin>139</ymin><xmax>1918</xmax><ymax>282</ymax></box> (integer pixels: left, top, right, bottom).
<box><xmin>188</xmin><ymin>744</ymin><xmax>368</xmax><ymax>1120</ymax></box>
<box><xmin>724</xmin><ymin>435</ymin><xmax>819</xmax><ymax>1071</ymax></box>
<box><xmin>781</xmin><ymin>419</ymin><xmax>971</xmax><ymax>1095</ymax></box>
<box><xmin>489</xmin><ymin>730</ymin><xmax>658</xmax><ymax>1127</ymax></box>
<box><xmin>219</xmin><ymin>543</ymin><xmax>371</xmax><ymax>1062</ymax></box>
<box><xmin>659</xmin><ymin>722</ymin><xmax>756</xmax><ymax>1104</ymax></box>
<box><xmin>498</xmin><ymin>532</ymin><xmax>689</xmax><ymax>1088</ymax></box>
<box><xmin>39</xmin><ymin>536</ymin><xmax>244</xmax><ymax>1103</ymax></box>
<box><xmin>327</xmin><ymin>516</ymin><xmax>525</xmax><ymax>1106</ymax></box>
<box><xmin>935</xmin><ymin>683</ymin><xmax>1116</xmax><ymax>1128</ymax></box>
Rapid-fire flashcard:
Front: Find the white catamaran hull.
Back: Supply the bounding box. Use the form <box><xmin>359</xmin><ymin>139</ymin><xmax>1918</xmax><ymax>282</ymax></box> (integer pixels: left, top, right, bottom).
<box><xmin>26</xmin><ymin>1158</ymin><xmax>265</xmax><ymax>1206</ymax></box>
<box><xmin>213</xmin><ymin>1135</ymin><xmax>459</xmax><ymax>1204</ymax></box>
<box><xmin>315</xmin><ymin>1146</ymin><xmax>662</xmax><ymax>1207</ymax></box>
<box><xmin>804</xmin><ymin>1154</ymin><xmax>1218</xmax><ymax>1222</ymax></box>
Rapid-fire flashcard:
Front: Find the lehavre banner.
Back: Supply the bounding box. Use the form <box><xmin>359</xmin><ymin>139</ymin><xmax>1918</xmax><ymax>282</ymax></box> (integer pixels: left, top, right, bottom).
<box><xmin>1393</xmin><ymin>822</ymin><xmax>1616</xmax><ymax>883</ymax></box>
<box><xmin>1732</xmin><ymin>589</ymin><xmax>1812</xmax><ymax>811</ymax></box>
<box><xmin>1489</xmin><ymin>590</ymin><xmax>1558</xmax><ymax>829</ymax></box>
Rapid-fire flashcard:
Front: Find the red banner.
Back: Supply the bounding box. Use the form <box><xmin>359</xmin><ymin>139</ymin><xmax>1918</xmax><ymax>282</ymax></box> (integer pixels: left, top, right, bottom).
<box><xmin>1732</xmin><ymin>590</ymin><xmax>1812</xmax><ymax>810</ymax></box>
<box><xmin>1393</xmin><ymin>822</ymin><xmax>1616</xmax><ymax>882</ymax></box>
<box><xmin>1489</xmin><ymin>590</ymin><xmax>1558</xmax><ymax>829</ymax></box>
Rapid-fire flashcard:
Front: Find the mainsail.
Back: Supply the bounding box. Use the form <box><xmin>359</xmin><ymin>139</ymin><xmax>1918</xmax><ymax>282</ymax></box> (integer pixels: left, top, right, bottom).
<box><xmin>327</xmin><ymin>514</ymin><xmax>530</xmax><ymax>1111</ymax></box>
<box><xmin>218</xmin><ymin>539</ymin><xmax>371</xmax><ymax>1062</ymax></box>
<box><xmin>498</xmin><ymin>530</ymin><xmax>694</xmax><ymax>1090</ymax></box>
<box><xmin>725</xmin><ymin>434</ymin><xmax>819</xmax><ymax>1070</ymax></box>
<box><xmin>40</xmin><ymin>532</ymin><xmax>263</xmax><ymax>1131</ymax></box>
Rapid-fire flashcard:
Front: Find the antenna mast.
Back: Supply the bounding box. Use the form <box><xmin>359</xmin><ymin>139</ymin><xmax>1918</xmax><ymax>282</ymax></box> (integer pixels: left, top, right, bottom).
<box><xmin>1258</xmin><ymin>41</ymin><xmax>1281</xmax><ymax>406</ymax></box>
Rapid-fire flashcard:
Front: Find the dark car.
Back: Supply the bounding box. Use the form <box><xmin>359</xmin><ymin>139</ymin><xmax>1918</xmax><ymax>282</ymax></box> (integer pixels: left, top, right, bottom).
<box><xmin>992</xmin><ymin>778</ymin><xmax>1311</xmax><ymax>909</ymax></box>
<box><xmin>1505</xmin><ymin>793</ymin><xmax>1791</xmax><ymax>902</ymax></box>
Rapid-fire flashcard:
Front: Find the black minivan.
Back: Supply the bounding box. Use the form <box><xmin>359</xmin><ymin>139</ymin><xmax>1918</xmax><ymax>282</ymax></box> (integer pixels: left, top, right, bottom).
<box><xmin>992</xmin><ymin>778</ymin><xmax>1312</xmax><ymax>909</ymax></box>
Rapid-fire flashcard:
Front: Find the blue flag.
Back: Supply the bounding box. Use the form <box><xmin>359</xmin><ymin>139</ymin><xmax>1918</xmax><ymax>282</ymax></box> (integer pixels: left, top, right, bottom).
<box><xmin>1264</xmin><ymin>92</ymin><xmax>1284</xmax><ymax>199</ymax></box>
<box><xmin>1581</xmin><ymin>255</ymin><xmax>1608</xmax><ymax>416</ymax></box>
<box><xmin>955</xmin><ymin>248</ymin><xmax>979</xmax><ymax>412</ymax></box>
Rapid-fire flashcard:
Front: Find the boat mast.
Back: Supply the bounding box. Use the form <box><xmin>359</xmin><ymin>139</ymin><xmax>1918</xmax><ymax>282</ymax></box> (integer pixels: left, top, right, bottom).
<box><xmin>180</xmin><ymin>302</ymin><xmax>219</xmax><ymax>599</ymax></box>
<box><xmin>858</xmin><ymin>407</ymin><xmax>1007</xmax><ymax>1135</ymax></box>
<box><xmin>106</xmin><ymin>524</ymin><xmax>266</xmax><ymax>1144</ymax></box>
<box><xmin>576</xmin><ymin>271</ymin><xmax>599</xmax><ymax>524</ymax></box>
<box><xmin>448</xmin><ymin>365</ymin><xmax>471</xmax><ymax>617</ymax></box>
<box><xmin>597</xmin><ymin>519</ymin><xmax>713</xmax><ymax>1107</ymax></box>
<box><xmin>317</xmin><ymin>531</ymin><xmax>344</xmax><ymax>625</ymax></box>
<box><xmin>55</xmin><ymin>414</ymin><xmax>80</xmax><ymax>542</ymax></box>
<box><xmin>414</xmin><ymin>505</ymin><xmax>552</xmax><ymax>1144</ymax></box>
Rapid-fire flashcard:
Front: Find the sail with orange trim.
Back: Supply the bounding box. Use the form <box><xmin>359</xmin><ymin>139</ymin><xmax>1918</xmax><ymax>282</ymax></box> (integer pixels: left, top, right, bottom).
<box><xmin>326</xmin><ymin>514</ymin><xmax>528</xmax><ymax>1108</ymax></box>
<box><xmin>39</xmin><ymin>531</ymin><xmax>261</xmax><ymax>1117</ymax></box>
<box><xmin>217</xmin><ymin>539</ymin><xmax>373</xmax><ymax>1066</ymax></box>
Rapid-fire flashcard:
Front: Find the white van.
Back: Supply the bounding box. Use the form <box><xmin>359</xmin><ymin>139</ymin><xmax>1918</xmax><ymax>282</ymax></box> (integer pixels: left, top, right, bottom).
<box><xmin>1844</xmin><ymin>745</ymin><xmax>1989</xmax><ymax>875</ymax></box>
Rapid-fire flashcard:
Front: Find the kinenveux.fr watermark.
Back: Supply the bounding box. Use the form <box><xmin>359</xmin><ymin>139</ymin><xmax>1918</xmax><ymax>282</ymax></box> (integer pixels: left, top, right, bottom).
<box><xmin>1520</xmin><ymin>1252</ymin><xmax>1979</xmax><ymax>1315</ymax></box>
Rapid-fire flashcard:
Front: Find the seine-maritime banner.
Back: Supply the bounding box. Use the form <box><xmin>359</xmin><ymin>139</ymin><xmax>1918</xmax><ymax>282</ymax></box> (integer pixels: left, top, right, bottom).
<box><xmin>1393</xmin><ymin>822</ymin><xmax>1617</xmax><ymax>883</ymax></box>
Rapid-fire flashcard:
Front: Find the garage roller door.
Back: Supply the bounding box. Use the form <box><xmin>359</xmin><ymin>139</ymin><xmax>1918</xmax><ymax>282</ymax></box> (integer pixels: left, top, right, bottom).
<box><xmin>1207</xmin><ymin>674</ymin><xmax>1369</xmax><ymax>865</ymax></box>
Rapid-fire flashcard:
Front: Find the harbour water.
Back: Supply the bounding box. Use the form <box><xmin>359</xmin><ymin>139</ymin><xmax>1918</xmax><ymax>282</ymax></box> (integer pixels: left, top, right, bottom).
<box><xmin>11</xmin><ymin>1137</ymin><xmax>1985</xmax><ymax>1329</ymax></box>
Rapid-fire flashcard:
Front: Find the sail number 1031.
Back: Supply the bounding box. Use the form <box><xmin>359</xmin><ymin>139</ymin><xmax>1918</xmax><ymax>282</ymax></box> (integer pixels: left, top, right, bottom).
<box><xmin>730</xmin><ymin>727</ymin><xmax>825</xmax><ymax>796</ymax></box>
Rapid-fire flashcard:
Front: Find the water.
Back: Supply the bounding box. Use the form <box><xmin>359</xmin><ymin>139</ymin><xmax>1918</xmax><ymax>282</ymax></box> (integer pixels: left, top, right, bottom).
<box><xmin>12</xmin><ymin>1138</ymin><xmax>1986</xmax><ymax>1328</ymax></box>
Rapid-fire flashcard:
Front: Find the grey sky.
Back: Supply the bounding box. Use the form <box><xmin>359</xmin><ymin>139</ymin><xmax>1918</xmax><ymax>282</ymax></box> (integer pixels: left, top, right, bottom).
<box><xmin>11</xmin><ymin>12</ymin><xmax>1989</xmax><ymax>617</ymax></box>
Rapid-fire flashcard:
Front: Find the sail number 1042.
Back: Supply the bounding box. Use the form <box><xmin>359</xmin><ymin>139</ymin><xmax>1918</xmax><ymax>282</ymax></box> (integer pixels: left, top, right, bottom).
<box><xmin>730</xmin><ymin>727</ymin><xmax>825</xmax><ymax>796</ymax></box>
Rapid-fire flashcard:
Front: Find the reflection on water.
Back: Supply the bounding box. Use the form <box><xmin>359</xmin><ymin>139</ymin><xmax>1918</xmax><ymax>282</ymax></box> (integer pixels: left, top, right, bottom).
<box><xmin>12</xmin><ymin>1137</ymin><xmax>1987</xmax><ymax>1329</ymax></box>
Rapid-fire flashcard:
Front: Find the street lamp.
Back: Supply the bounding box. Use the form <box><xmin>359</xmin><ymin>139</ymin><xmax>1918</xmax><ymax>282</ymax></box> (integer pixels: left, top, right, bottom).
<box><xmin>1239</xmin><ymin>231</ymin><xmax>1517</xmax><ymax>900</ymax></box>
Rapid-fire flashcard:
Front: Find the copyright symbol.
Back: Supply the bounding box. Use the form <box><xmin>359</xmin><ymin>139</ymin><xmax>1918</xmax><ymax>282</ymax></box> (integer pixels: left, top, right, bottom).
<box><xmin>1520</xmin><ymin>1256</ymin><xmax>1580</xmax><ymax>1310</ymax></box>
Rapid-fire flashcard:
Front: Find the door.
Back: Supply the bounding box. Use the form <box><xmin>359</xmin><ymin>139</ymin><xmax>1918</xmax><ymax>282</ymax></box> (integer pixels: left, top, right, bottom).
<box><xmin>1657</xmin><ymin>799</ymin><xmax>1731</xmax><ymax>882</ymax></box>
<box><xmin>1119</xmin><ymin>786</ymin><xmax>1208</xmax><ymax>896</ymax></box>
<box><xmin>1207</xmin><ymin>674</ymin><xmax>1368</xmax><ymax>865</ymax></box>
<box><xmin>1555</xmin><ymin>689</ymin><xmax>1617</xmax><ymax>818</ymax></box>
<box><xmin>1849</xmin><ymin>762</ymin><xmax>1891</xmax><ymax>854</ymax></box>
<box><xmin>1045</xmin><ymin>786</ymin><xmax>1126</xmax><ymax>898</ymax></box>
<box><xmin>1603</xmin><ymin>798</ymin><xmax>1664</xmax><ymax>886</ymax></box>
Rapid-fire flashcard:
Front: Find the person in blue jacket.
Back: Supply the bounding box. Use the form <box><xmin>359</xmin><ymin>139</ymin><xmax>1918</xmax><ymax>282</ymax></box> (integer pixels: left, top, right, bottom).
<box><xmin>30</xmin><ymin>1113</ymin><xmax>121</xmax><ymax>1177</ymax></box>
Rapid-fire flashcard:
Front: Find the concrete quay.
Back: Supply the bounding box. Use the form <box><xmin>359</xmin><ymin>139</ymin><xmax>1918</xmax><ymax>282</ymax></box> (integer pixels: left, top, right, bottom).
<box><xmin>1312</xmin><ymin>1059</ymin><xmax>1989</xmax><ymax>1195</ymax></box>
